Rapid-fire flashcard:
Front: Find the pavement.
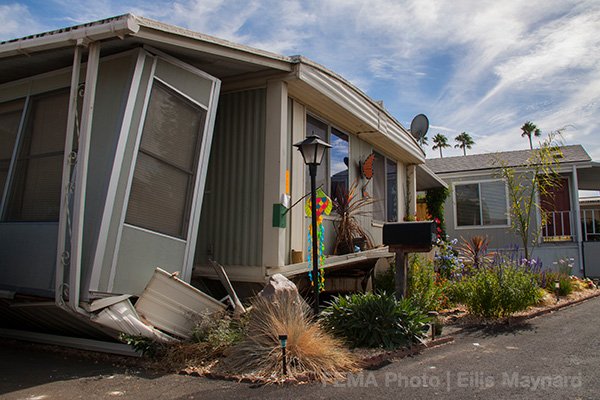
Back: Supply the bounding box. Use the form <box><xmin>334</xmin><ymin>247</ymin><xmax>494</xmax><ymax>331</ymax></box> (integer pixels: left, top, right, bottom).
<box><xmin>1</xmin><ymin>296</ymin><xmax>599</xmax><ymax>399</ymax></box>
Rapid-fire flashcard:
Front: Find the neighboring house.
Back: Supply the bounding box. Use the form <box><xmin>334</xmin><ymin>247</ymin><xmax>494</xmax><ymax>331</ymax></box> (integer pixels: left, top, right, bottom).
<box><xmin>426</xmin><ymin>145</ymin><xmax>600</xmax><ymax>277</ymax></box>
<box><xmin>0</xmin><ymin>15</ymin><xmax>445</xmax><ymax>337</ymax></box>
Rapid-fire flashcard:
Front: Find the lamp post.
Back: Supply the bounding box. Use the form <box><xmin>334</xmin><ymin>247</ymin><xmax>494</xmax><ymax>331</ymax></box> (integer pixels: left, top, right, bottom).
<box><xmin>278</xmin><ymin>334</ymin><xmax>288</xmax><ymax>375</ymax></box>
<box><xmin>294</xmin><ymin>135</ymin><xmax>331</xmax><ymax>315</ymax></box>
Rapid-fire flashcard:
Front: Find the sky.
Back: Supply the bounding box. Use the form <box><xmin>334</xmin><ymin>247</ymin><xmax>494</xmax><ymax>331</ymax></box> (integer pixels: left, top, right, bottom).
<box><xmin>1</xmin><ymin>0</ymin><xmax>599</xmax><ymax>193</ymax></box>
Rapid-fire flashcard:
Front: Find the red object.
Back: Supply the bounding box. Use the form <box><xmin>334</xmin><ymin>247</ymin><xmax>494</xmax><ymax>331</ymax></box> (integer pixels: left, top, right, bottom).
<box><xmin>361</xmin><ymin>153</ymin><xmax>375</xmax><ymax>180</ymax></box>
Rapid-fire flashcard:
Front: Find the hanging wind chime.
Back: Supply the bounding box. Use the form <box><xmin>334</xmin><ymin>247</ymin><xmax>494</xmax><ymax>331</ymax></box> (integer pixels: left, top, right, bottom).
<box><xmin>305</xmin><ymin>187</ymin><xmax>332</xmax><ymax>291</ymax></box>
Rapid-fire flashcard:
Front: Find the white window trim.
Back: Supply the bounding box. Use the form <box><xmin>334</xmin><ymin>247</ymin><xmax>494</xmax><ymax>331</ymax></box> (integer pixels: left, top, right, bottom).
<box><xmin>371</xmin><ymin>151</ymin><xmax>398</xmax><ymax>224</ymax></box>
<box><xmin>453</xmin><ymin>178</ymin><xmax>511</xmax><ymax>230</ymax></box>
<box><xmin>305</xmin><ymin>112</ymin><xmax>350</xmax><ymax>199</ymax></box>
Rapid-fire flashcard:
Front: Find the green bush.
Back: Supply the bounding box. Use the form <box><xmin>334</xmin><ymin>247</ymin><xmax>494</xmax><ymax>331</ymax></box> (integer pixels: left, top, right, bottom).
<box><xmin>320</xmin><ymin>292</ymin><xmax>430</xmax><ymax>349</ymax></box>
<box><xmin>374</xmin><ymin>262</ymin><xmax>396</xmax><ymax>294</ymax></box>
<box><xmin>408</xmin><ymin>255</ymin><xmax>447</xmax><ymax>312</ymax></box>
<box><xmin>191</xmin><ymin>312</ymin><xmax>247</xmax><ymax>350</ymax></box>
<box><xmin>453</xmin><ymin>264</ymin><xmax>542</xmax><ymax>318</ymax></box>
<box><xmin>540</xmin><ymin>271</ymin><xmax>573</xmax><ymax>297</ymax></box>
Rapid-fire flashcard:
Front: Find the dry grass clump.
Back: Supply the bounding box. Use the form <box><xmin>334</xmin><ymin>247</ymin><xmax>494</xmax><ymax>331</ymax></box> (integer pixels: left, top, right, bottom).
<box><xmin>157</xmin><ymin>341</ymin><xmax>220</xmax><ymax>373</ymax></box>
<box><xmin>217</xmin><ymin>293</ymin><xmax>357</xmax><ymax>382</ymax></box>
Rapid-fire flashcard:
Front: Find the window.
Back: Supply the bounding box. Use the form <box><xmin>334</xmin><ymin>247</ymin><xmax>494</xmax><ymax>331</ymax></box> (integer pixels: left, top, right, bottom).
<box><xmin>0</xmin><ymin>99</ymin><xmax>25</xmax><ymax>197</ymax></box>
<box><xmin>305</xmin><ymin>115</ymin><xmax>349</xmax><ymax>203</ymax></box>
<box><xmin>4</xmin><ymin>90</ymin><xmax>69</xmax><ymax>222</ymax></box>
<box><xmin>125</xmin><ymin>80</ymin><xmax>206</xmax><ymax>239</ymax></box>
<box><xmin>372</xmin><ymin>152</ymin><xmax>397</xmax><ymax>222</ymax></box>
<box><xmin>330</xmin><ymin>128</ymin><xmax>349</xmax><ymax>202</ymax></box>
<box><xmin>455</xmin><ymin>180</ymin><xmax>508</xmax><ymax>227</ymax></box>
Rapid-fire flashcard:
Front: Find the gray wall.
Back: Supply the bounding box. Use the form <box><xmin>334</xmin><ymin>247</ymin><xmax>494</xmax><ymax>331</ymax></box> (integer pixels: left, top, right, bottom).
<box><xmin>440</xmin><ymin>173</ymin><xmax>521</xmax><ymax>249</ymax></box>
<box><xmin>80</xmin><ymin>52</ymin><xmax>136</xmax><ymax>292</ymax></box>
<box><xmin>195</xmin><ymin>88</ymin><xmax>266</xmax><ymax>267</ymax></box>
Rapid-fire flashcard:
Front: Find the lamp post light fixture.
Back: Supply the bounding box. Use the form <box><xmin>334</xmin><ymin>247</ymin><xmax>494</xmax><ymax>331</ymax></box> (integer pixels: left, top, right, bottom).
<box><xmin>294</xmin><ymin>135</ymin><xmax>331</xmax><ymax>315</ymax></box>
<box><xmin>278</xmin><ymin>334</ymin><xmax>288</xmax><ymax>375</ymax></box>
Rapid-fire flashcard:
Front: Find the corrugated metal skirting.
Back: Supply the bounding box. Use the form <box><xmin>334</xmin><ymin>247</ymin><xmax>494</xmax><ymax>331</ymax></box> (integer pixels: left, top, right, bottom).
<box><xmin>196</xmin><ymin>88</ymin><xmax>266</xmax><ymax>267</ymax></box>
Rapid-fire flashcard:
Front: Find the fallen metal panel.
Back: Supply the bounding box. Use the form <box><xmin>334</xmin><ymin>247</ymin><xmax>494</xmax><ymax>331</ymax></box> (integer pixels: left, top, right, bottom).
<box><xmin>135</xmin><ymin>267</ymin><xmax>226</xmax><ymax>339</ymax></box>
<box><xmin>0</xmin><ymin>328</ymin><xmax>140</xmax><ymax>357</ymax></box>
<box><xmin>91</xmin><ymin>298</ymin><xmax>176</xmax><ymax>343</ymax></box>
<box><xmin>0</xmin><ymin>300</ymin><xmax>115</xmax><ymax>340</ymax></box>
<box><xmin>87</xmin><ymin>294</ymin><xmax>132</xmax><ymax>313</ymax></box>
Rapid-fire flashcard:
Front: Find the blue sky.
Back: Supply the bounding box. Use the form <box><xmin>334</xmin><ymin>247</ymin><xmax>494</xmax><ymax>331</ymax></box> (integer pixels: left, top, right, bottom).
<box><xmin>2</xmin><ymin>1</ymin><xmax>599</xmax><ymax>191</ymax></box>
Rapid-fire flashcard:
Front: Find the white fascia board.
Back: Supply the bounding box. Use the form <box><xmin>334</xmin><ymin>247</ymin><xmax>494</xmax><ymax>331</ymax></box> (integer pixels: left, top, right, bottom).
<box><xmin>0</xmin><ymin>15</ymin><xmax>140</xmax><ymax>58</ymax></box>
<box><xmin>296</xmin><ymin>61</ymin><xmax>425</xmax><ymax>164</ymax></box>
<box><xmin>133</xmin><ymin>16</ymin><xmax>293</xmax><ymax>72</ymax></box>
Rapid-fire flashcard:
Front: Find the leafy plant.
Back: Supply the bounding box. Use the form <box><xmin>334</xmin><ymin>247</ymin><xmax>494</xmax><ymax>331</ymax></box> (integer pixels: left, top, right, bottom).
<box><xmin>407</xmin><ymin>255</ymin><xmax>448</xmax><ymax>312</ymax></box>
<box><xmin>374</xmin><ymin>261</ymin><xmax>396</xmax><ymax>295</ymax></box>
<box><xmin>332</xmin><ymin>179</ymin><xmax>375</xmax><ymax>255</ymax></box>
<box><xmin>498</xmin><ymin>132</ymin><xmax>563</xmax><ymax>260</ymax></box>
<box><xmin>321</xmin><ymin>292</ymin><xmax>430</xmax><ymax>349</ymax></box>
<box><xmin>119</xmin><ymin>334</ymin><xmax>163</xmax><ymax>358</ymax></box>
<box><xmin>191</xmin><ymin>311</ymin><xmax>247</xmax><ymax>351</ymax></box>
<box><xmin>452</xmin><ymin>263</ymin><xmax>542</xmax><ymax>318</ymax></box>
<box><xmin>457</xmin><ymin>236</ymin><xmax>494</xmax><ymax>269</ymax></box>
<box><xmin>434</xmin><ymin>238</ymin><xmax>464</xmax><ymax>280</ymax></box>
<box><xmin>425</xmin><ymin>187</ymin><xmax>450</xmax><ymax>237</ymax></box>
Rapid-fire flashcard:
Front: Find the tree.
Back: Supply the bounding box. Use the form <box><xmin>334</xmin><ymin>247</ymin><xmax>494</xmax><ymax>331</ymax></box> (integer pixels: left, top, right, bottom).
<box><xmin>521</xmin><ymin>121</ymin><xmax>541</xmax><ymax>150</ymax></box>
<box><xmin>498</xmin><ymin>132</ymin><xmax>563</xmax><ymax>260</ymax></box>
<box><xmin>417</xmin><ymin>133</ymin><xmax>428</xmax><ymax>148</ymax></box>
<box><xmin>432</xmin><ymin>133</ymin><xmax>451</xmax><ymax>158</ymax></box>
<box><xmin>454</xmin><ymin>132</ymin><xmax>475</xmax><ymax>156</ymax></box>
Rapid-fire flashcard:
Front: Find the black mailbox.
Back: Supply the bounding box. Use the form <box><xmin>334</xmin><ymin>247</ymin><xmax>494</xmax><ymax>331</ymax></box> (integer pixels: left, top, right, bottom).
<box><xmin>382</xmin><ymin>221</ymin><xmax>436</xmax><ymax>253</ymax></box>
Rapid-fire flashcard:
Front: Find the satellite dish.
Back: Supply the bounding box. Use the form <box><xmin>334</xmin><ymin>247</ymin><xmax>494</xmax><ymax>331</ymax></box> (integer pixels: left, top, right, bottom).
<box><xmin>410</xmin><ymin>114</ymin><xmax>429</xmax><ymax>142</ymax></box>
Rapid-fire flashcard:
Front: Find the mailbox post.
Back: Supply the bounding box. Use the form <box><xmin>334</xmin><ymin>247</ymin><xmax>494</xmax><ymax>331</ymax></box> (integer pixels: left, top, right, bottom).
<box><xmin>383</xmin><ymin>221</ymin><xmax>436</xmax><ymax>299</ymax></box>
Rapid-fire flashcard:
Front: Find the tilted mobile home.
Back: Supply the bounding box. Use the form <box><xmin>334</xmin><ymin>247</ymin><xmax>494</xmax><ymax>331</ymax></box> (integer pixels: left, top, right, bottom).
<box><xmin>0</xmin><ymin>15</ymin><xmax>444</xmax><ymax>338</ymax></box>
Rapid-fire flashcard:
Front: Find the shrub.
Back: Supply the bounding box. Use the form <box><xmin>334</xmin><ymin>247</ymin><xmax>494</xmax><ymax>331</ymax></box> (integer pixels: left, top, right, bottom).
<box><xmin>321</xmin><ymin>292</ymin><xmax>430</xmax><ymax>349</ymax></box>
<box><xmin>453</xmin><ymin>263</ymin><xmax>542</xmax><ymax>318</ymax></box>
<box><xmin>457</xmin><ymin>236</ymin><xmax>494</xmax><ymax>269</ymax></box>
<box><xmin>220</xmin><ymin>294</ymin><xmax>356</xmax><ymax>382</ymax></box>
<box><xmin>374</xmin><ymin>261</ymin><xmax>396</xmax><ymax>295</ymax></box>
<box><xmin>191</xmin><ymin>311</ymin><xmax>247</xmax><ymax>350</ymax></box>
<box><xmin>408</xmin><ymin>255</ymin><xmax>448</xmax><ymax>312</ymax></box>
<box><xmin>119</xmin><ymin>334</ymin><xmax>164</xmax><ymax>358</ymax></box>
<box><xmin>434</xmin><ymin>238</ymin><xmax>464</xmax><ymax>279</ymax></box>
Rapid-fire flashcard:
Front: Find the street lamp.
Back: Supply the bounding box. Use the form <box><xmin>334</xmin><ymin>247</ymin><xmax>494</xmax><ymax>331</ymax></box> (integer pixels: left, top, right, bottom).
<box><xmin>294</xmin><ymin>134</ymin><xmax>331</xmax><ymax>315</ymax></box>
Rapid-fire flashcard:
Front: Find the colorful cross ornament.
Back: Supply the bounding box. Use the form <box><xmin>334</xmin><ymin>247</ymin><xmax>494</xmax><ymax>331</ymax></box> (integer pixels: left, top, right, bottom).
<box><xmin>305</xmin><ymin>188</ymin><xmax>332</xmax><ymax>291</ymax></box>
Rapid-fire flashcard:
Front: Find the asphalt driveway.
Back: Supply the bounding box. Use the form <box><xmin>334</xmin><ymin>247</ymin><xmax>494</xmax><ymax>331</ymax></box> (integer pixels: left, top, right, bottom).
<box><xmin>1</xmin><ymin>296</ymin><xmax>599</xmax><ymax>399</ymax></box>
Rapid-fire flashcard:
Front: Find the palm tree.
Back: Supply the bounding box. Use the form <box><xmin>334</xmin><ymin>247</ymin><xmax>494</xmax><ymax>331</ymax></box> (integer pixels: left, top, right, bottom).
<box><xmin>454</xmin><ymin>132</ymin><xmax>475</xmax><ymax>156</ymax></box>
<box><xmin>432</xmin><ymin>133</ymin><xmax>451</xmax><ymax>158</ymax></box>
<box><xmin>521</xmin><ymin>121</ymin><xmax>541</xmax><ymax>149</ymax></box>
<box><xmin>417</xmin><ymin>133</ymin><xmax>428</xmax><ymax>148</ymax></box>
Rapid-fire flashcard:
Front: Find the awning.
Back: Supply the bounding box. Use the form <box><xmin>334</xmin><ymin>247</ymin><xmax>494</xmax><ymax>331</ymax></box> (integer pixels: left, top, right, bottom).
<box><xmin>416</xmin><ymin>164</ymin><xmax>448</xmax><ymax>191</ymax></box>
<box><xmin>578</xmin><ymin>163</ymin><xmax>600</xmax><ymax>191</ymax></box>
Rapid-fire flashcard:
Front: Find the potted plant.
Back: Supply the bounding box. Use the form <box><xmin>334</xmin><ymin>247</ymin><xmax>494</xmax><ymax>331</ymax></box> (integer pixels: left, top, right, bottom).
<box><xmin>332</xmin><ymin>180</ymin><xmax>375</xmax><ymax>255</ymax></box>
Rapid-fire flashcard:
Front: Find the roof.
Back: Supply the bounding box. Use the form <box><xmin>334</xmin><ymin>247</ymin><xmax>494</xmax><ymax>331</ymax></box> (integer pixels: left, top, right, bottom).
<box><xmin>426</xmin><ymin>145</ymin><xmax>592</xmax><ymax>174</ymax></box>
<box><xmin>0</xmin><ymin>14</ymin><xmax>425</xmax><ymax>164</ymax></box>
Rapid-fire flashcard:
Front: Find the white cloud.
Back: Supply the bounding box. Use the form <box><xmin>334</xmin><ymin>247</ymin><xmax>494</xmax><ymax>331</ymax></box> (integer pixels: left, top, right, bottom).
<box><xmin>0</xmin><ymin>3</ymin><xmax>44</xmax><ymax>40</ymax></box>
<box><xmin>2</xmin><ymin>0</ymin><xmax>600</xmax><ymax>163</ymax></box>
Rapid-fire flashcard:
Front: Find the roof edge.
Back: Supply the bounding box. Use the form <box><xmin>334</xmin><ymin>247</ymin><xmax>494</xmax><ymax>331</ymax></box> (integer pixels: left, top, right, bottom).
<box><xmin>0</xmin><ymin>14</ymin><xmax>140</xmax><ymax>58</ymax></box>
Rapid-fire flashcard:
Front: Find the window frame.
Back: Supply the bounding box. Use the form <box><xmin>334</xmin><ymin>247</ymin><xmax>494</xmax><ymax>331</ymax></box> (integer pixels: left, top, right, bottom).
<box><xmin>371</xmin><ymin>151</ymin><xmax>398</xmax><ymax>223</ymax></box>
<box><xmin>1</xmin><ymin>88</ymin><xmax>71</xmax><ymax>222</ymax></box>
<box><xmin>304</xmin><ymin>113</ymin><xmax>350</xmax><ymax>205</ymax></box>
<box><xmin>453</xmin><ymin>178</ymin><xmax>510</xmax><ymax>229</ymax></box>
<box><xmin>124</xmin><ymin>77</ymin><xmax>207</xmax><ymax>240</ymax></box>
